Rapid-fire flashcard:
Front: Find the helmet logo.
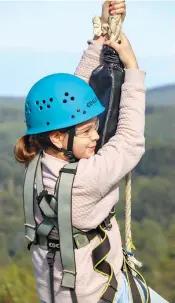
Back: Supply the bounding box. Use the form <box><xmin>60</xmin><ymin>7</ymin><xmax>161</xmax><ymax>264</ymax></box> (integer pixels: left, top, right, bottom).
<box><xmin>87</xmin><ymin>97</ymin><xmax>98</xmax><ymax>108</ymax></box>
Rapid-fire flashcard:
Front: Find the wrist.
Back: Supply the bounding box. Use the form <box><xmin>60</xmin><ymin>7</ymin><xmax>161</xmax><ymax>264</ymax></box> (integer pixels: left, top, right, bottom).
<box><xmin>125</xmin><ymin>61</ymin><xmax>139</xmax><ymax>69</ymax></box>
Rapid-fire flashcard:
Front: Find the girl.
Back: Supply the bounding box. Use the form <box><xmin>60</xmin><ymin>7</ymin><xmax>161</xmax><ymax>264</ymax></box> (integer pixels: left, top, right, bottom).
<box><xmin>14</xmin><ymin>1</ymin><xmax>168</xmax><ymax>302</ymax></box>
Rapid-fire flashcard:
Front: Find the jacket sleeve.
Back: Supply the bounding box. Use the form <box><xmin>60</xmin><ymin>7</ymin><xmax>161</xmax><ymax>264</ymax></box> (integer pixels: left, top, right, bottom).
<box><xmin>79</xmin><ymin>68</ymin><xmax>146</xmax><ymax>197</ymax></box>
<box><xmin>74</xmin><ymin>40</ymin><xmax>102</xmax><ymax>83</ymax></box>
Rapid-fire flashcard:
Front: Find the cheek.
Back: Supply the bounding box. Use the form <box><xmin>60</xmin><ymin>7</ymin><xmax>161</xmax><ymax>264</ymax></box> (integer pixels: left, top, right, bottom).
<box><xmin>73</xmin><ymin>138</ymin><xmax>94</xmax><ymax>159</ymax></box>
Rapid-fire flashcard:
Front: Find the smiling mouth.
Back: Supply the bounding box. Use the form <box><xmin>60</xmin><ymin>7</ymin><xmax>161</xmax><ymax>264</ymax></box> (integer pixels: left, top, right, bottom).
<box><xmin>88</xmin><ymin>146</ymin><xmax>96</xmax><ymax>149</ymax></box>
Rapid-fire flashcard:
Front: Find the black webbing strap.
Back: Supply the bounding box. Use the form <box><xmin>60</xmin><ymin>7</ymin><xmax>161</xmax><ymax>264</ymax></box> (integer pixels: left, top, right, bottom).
<box><xmin>92</xmin><ymin>223</ymin><xmax>118</xmax><ymax>303</ymax></box>
<box><xmin>43</xmin><ymin>202</ymin><xmax>115</xmax><ymax>303</ymax></box>
<box><xmin>70</xmin><ymin>289</ymin><xmax>78</xmax><ymax>303</ymax></box>
<box><xmin>123</xmin><ymin>254</ymin><xmax>151</xmax><ymax>303</ymax></box>
<box><xmin>47</xmin><ymin>250</ymin><xmax>56</xmax><ymax>303</ymax></box>
<box><xmin>126</xmin><ymin>266</ymin><xmax>143</xmax><ymax>303</ymax></box>
<box><xmin>64</xmin><ymin>127</ymin><xmax>77</xmax><ymax>162</ymax></box>
<box><xmin>46</xmin><ymin>249</ymin><xmax>79</xmax><ymax>303</ymax></box>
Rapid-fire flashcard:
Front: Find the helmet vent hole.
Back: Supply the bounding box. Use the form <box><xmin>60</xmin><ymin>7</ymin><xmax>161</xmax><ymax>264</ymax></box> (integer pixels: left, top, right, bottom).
<box><xmin>47</xmin><ymin>105</ymin><xmax>51</xmax><ymax>109</ymax></box>
<box><xmin>71</xmin><ymin>115</ymin><xmax>75</xmax><ymax>118</ymax></box>
<box><xmin>65</xmin><ymin>92</ymin><xmax>69</xmax><ymax>96</ymax></box>
<box><xmin>63</xmin><ymin>99</ymin><xmax>67</xmax><ymax>103</ymax></box>
<box><xmin>42</xmin><ymin>100</ymin><xmax>46</xmax><ymax>104</ymax></box>
<box><xmin>77</xmin><ymin>109</ymin><xmax>80</xmax><ymax>112</ymax></box>
<box><xmin>47</xmin><ymin>122</ymin><xmax>50</xmax><ymax>126</ymax></box>
<box><xmin>83</xmin><ymin>111</ymin><xmax>86</xmax><ymax>114</ymax></box>
<box><xmin>50</xmin><ymin>98</ymin><xmax>53</xmax><ymax>102</ymax></box>
<box><xmin>71</xmin><ymin>96</ymin><xmax>74</xmax><ymax>101</ymax></box>
<box><xmin>36</xmin><ymin>101</ymin><xmax>39</xmax><ymax>105</ymax></box>
<box><xmin>40</xmin><ymin>106</ymin><xmax>43</xmax><ymax>110</ymax></box>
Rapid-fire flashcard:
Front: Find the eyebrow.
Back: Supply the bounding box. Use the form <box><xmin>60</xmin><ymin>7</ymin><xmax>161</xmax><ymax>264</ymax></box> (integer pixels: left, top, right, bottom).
<box><xmin>77</xmin><ymin>124</ymin><xmax>92</xmax><ymax>132</ymax></box>
<box><xmin>77</xmin><ymin>122</ymin><xmax>94</xmax><ymax>130</ymax></box>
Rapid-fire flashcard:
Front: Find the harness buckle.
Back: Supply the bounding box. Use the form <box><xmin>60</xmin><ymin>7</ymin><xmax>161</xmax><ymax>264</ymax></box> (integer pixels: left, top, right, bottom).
<box><xmin>46</xmin><ymin>250</ymin><xmax>56</xmax><ymax>267</ymax></box>
<box><xmin>123</xmin><ymin>248</ymin><xmax>134</xmax><ymax>257</ymax></box>
<box><xmin>103</xmin><ymin>216</ymin><xmax>112</xmax><ymax>230</ymax></box>
<box><xmin>74</xmin><ymin>233</ymin><xmax>89</xmax><ymax>249</ymax></box>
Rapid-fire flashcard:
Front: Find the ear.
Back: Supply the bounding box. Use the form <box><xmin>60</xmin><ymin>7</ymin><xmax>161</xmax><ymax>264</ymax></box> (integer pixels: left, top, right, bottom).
<box><xmin>49</xmin><ymin>131</ymin><xmax>65</xmax><ymax>149</ymax></box>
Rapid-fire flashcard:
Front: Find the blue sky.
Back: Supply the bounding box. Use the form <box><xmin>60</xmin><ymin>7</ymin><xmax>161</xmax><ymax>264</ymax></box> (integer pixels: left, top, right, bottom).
<box><xmin>0</xmin><ymin>1</ymin><xmax>174</xmax><ymax>96</ymax></box>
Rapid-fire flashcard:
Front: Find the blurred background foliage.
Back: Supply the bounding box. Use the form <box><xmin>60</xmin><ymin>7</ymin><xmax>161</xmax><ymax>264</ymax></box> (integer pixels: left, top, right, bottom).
<box><xmin>0</xmin><ymin>85</ymin><xmax>175</xmax><ymax>302</ymax></box>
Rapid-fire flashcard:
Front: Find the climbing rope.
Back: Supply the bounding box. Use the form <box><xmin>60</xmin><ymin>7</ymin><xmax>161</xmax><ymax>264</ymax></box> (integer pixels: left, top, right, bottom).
<box><xmin>125</xmin><ymin>172</ymin><xmax>142</xmax><ymax>272</ymax></box>
<box><xmin>92</xmin><ymin>1</ymin><xmax>142</xmax><ymax>271</ymax></box>
<box><xmin>92</xmin><ymin>2</ymin><xmax>124</xmax><ymax>42</ymax></box>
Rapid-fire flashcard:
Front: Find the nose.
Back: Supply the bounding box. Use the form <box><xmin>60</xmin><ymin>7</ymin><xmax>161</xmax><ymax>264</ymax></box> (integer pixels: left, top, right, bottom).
<box><xmin>91</xmin><ymin>130</ymin><xmax>100</xmax><ymax>141</ymax></box>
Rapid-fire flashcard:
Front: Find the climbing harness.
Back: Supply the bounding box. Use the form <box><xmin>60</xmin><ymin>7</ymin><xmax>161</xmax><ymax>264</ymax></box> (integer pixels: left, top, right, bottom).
<box><xmin>24</xmin><ymin>152</ymin><xmax>118</xmax><ymax>303</ymax></box>
<box><xmin>23</xmin><ymin>152</ymin><xmax>150</xmax><ymax>303</ymax></box>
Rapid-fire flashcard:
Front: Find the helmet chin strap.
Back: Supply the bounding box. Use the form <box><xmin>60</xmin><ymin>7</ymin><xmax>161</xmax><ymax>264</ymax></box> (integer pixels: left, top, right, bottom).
<box><xmin>59</xmin><ymin>127</ymin><xmax>77</xmax><ymax>163</ymax></box>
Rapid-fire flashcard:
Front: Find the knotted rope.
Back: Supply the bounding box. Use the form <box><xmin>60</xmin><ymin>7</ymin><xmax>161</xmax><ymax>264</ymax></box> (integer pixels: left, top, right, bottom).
<box><xmin>92</xmin><ymin>7</ymin><xmax>124</xmax><ymax>42</ymax></box>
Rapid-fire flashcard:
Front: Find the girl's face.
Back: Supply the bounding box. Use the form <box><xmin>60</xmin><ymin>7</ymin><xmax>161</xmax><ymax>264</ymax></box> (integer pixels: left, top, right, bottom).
<box><xmin>73</xmin><ymin>117</ymin><xmax>99</xmax><ymax>159</ymax></box>
<box><xmin>49</xmin><ymin>117</ymin><xmax>100</xmax><ymax>160</ymax></box>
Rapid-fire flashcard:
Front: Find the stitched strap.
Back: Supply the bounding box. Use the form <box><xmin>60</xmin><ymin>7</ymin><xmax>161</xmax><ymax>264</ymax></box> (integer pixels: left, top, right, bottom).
<box><xmin>92</xmin><ymin>222</ymin><xmax>118</xmax><ymax>302</ymax></box>
<box><xmin>23</xmin><ymin>153</ymin><xmax>41</xmax><ymax>242</ymax></box>
<box><xmin>57</xmin><ymin>162</ymin><xmax>78</xmax><ymax>289</ymax></box>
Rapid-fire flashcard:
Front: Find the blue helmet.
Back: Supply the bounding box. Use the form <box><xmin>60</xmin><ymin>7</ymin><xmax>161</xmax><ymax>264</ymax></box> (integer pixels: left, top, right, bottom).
<box><xmin>25</xmin><ymin>73</ymin><xmax>104</xmax><ymax>135</ymax></box>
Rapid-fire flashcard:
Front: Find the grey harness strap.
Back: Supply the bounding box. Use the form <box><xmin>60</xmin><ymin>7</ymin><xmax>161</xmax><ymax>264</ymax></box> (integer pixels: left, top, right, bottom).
<box><xmin>35</xmin><ymin>159</ymin><xmax>58</xmax><ymax>240</ymax></box>
<box><xmin>36</xmin><ymin>161</ymin><xmax>57</xmax><ymax>218</ymax></box>
<box><xmin>23</xmin><ymin>153</ymin><xmax>59</xmax><ymax>249</ymax></box>
<box><xmin>23</xmin><ymin>153</ymin><xmax>41</xmax><ymax>243</ymax></box>
<box><xmin>46</xmin><ymin>162</ymin><xmax>78</xmax><ymax>303</ymax></box>
<box><xmin>24</xmin><ymin>154</ymin><xmax>79</xmax><ymax>302</ymax></box>
<box><xmin>57</xmin><ymin>163</ymin><xmax>78</xmax><ymax>290</ymax></box>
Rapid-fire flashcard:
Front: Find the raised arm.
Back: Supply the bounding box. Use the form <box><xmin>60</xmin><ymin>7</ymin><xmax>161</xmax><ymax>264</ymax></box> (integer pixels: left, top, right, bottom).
<box><xmin>74</xmin><ymin>0</ymin><xmax>126</xmax><ymax>83</ymax></box>
<box><xmin>74</xmin><ymin>37</ymin><xmax>104</xmax><ymax>83</ymax></box>
<box><xmin>79</xmin><ymin>33</ymin><xmax>146</xmax><ymax>199</ymax></box>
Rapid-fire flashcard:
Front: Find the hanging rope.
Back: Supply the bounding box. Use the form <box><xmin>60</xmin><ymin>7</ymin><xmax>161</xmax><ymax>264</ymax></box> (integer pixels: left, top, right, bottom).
<box><xmin>125</xmin><ymin>172</ymin><xmax>142</xmax><ymax>272</ymax></box>
<box><xmin>125</xmin><ymin>171</ymin><xmax>132</xmax><ymax>252</ymax></box>
<box><xmin>92</xmin><ymin>1</ymin><xmax>142</xmax><ymax>271</ymax></box>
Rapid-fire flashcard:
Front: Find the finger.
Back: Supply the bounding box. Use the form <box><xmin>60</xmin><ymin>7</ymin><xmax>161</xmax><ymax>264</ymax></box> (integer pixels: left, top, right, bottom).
<box><xmin>110</xmin><ymin>2</ymin><xmax>126</xmax><ymax>10</ymax></box>
<box><xmin>110</xmin><ymin>8</ymin><xmax>126</xmax><ymax>15</ymax></box>
<box><xmin>109</xmin><ymin>3</ymin><xmax>126</xmax><ymax>14</ymax></box>
<box><xmin>110</xmin><ymin>0</ymin><xmax>125</xmax><ymax>4</ymax></box>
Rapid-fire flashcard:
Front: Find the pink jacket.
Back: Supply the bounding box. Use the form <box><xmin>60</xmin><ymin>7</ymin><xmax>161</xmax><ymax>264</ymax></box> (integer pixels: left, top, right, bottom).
<box><xmin>32</xmin><ymin>39</ymin><xmax>146</xmax><ymax>303</ymax></box>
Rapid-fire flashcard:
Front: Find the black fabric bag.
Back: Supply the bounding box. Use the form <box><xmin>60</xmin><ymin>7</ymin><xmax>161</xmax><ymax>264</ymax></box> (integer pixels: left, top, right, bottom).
<box><xmin>89</xmin><ymin>45</ymin><xmax>125</xmax><ymax>150</ymax></box>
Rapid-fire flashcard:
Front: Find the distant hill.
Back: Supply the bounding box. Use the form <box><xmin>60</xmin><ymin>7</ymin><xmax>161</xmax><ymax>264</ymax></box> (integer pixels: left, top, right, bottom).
<box><xmin>0</xmin><ymin>83</ymin><xmax>174</xmax><ymax>106</ymax></box>
<box><xmin>0</xmin><ymin>97</ymin><xmax>24</xmax><ymax>103</ymax></box>
<box><xmin>146</xmin><ymin>84</ymin><xmax>175</xmax><ymax>105</ymax></box>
